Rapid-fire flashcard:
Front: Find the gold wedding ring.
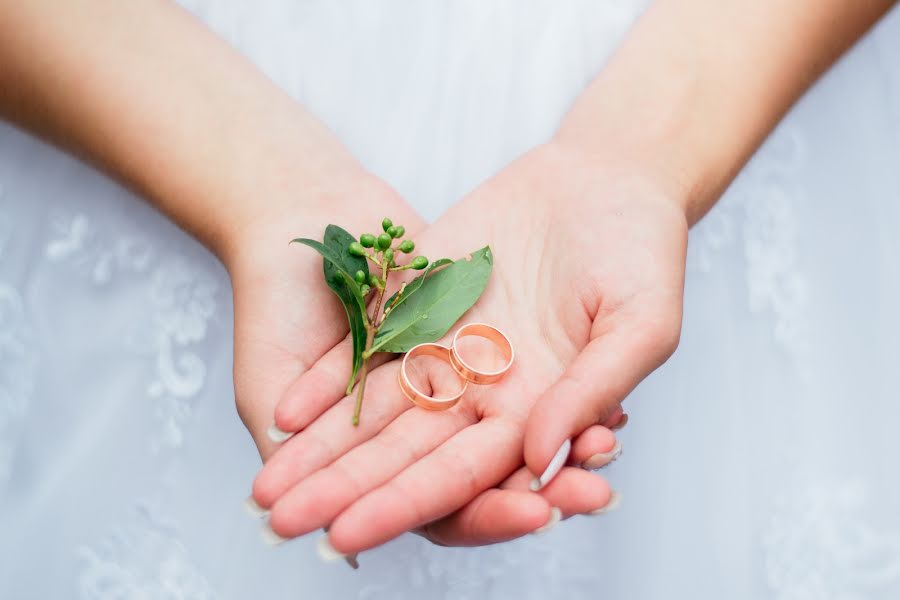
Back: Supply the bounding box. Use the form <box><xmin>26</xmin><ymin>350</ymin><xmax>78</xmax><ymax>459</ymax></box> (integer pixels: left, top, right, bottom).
<box><xmin>398</xmin><ymin>343</ymin><xmax>468</xmax><ymax>410</ymax></box>
<box><xmin>449</xmin><ymin>322</ymin><xmax>515</xmax><ymax>385</ymax></box>
<box><xmin>399</xmin><ymin>323</ymin><xmax>515</xmax><ymax>411</ymax></box>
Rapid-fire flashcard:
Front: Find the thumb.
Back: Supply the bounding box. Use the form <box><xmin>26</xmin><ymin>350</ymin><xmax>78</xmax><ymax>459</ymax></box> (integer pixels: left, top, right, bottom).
<box><xmin>524</xmin><ymin>315</ymin><xmax>680</xmax><ymax>487</ymax></box>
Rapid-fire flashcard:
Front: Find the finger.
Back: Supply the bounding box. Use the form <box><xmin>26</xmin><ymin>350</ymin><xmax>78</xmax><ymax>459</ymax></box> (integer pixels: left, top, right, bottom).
<box><xmin>524</xmin><ymin>316</ymin><xmax>677</xmax><ymax>481</ymax></box>
<box><xmin>267</xmin><ymin>406</ymin><xmax>473</xmax><ymax>539</ymax></box>
<box><xmin>325</xmin><ymin>417</ymin><xmax>522</xmax><ymax>554</ymax></box>
<box><xmin>421</xmin><ymin>467</ymin><xmax>615</xmax><ymax>546</ymax></box>
<box><xmin>271</xmin><ymin>337</ymin><xmax>393</xmax><ymax>437</ymax></box>
<box><xmin>505</xmin><ymin>466</ymin><xmax>613</xmax><ymax>518</ymax></box>
<box><xmin>569</xmin><ymin>424</ymin><xmax>621</xmax><ymax>470</ymax></box>
<box><xmin>611</xmin><ymin>413</ymin><xmax>629</xmax><ymax>431</ymax></box>
<box><xmin>252</xmin><ymin>360</ymin><xmax>411</xmax><ymax>508</ymax></box>
<box><xmin>600</xmin><ymin>406</ymin><xmax>624</xmax><ymax>429</ymax></box>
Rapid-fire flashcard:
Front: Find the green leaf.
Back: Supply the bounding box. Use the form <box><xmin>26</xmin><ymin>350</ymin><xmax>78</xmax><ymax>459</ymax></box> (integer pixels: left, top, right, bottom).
<box><xmin>369</xmin><ymin>246</ymin><xmax>492</xmax><ymax>354</ymax></box>
<box><xmin>292</xmin><ymin>225</ymin><xmax>370</xmax><ymax>390</ymax></box>
<box><xmin>383</xmin><ymin>258</ymin><xmax>452</xmax><ymax>314</ymax></box>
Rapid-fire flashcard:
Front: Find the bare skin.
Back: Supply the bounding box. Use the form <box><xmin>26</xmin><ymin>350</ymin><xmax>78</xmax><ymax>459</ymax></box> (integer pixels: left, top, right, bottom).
<box><xmin>0</xmin><ymin>0</ymin><xmax>894</xmax><ymax>553</ymax></box>
<box><xmin>0</xmin><ymin>0</ymin><xmax>619</xmax><ymax>545</ymax></box>
<box><xmin>257</xmin><ymin>0</ymin><xmax>896</xmax><ymax>553</ymax></box>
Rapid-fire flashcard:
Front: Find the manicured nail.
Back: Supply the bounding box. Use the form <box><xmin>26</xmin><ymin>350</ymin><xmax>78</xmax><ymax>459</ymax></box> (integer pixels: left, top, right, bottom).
<box><xmin>317</xmin><ymin>534</ymin><xmax>347</xmax><ymax>562</ymax></box>
<box><xmin>589</xmin><ymin>490</ymin><xmax>622</xmax><ymax>515</ymax></box>
<box><xmin>581</xmin><ymin>441</ymin><xmax>623</xmax><ymax>470</ymax></box>
<box><xmin>260</xmin><ymin>522</ymin><xmax>287</xmax><ymax>546</ymax></box>
<box><xmin>529</xmin><ymin>438</ymin><xmax>571</xmax><ymax>491</ymax></box>
<box><xmin>532</xmin><ymin>507</ymin><xmax>562</xmax><ymax>534</ymax></box>
<box><xmin>244</xmin><ymin>496</ymin><xmax>269</xmax><ymax>518</ymax></box>
<box><xmin>611</xmin><ymin>413</ymin><xmax>629</xmax><ymax>431</ymax></box>
<box><xmin>267</xmin><ymin>423</ymin><xmax>293</xmax><ymax>443</ymax></box>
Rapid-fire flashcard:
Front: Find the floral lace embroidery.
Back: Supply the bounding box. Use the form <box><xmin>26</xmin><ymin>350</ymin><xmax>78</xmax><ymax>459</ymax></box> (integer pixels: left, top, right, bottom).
<box><xmin>145</xmin><ymin>260</ymin><xmax>218</xmax><ymax>451</ymax></box>
<box><xmin>78</xmin><ymin>500</ymin><xmax>218</xmax><ymax>600</ymax></box>
<box><xmin>740</xmin><ymin>129</ymin><xmax>810</xmax><ymax>358</ymax></box>
<box><xmin>46</xmin><ymin>212</ymin><xmax>155</xmax><ymax>285</ymax></box>
<box><xmin>688</xmin><ymin>126</ymin><xmax>810</xmax><ymax>358</ymax></box>
<box><xmin>358</xmin><ymin>535</ymin><xmax>573</xmax><ymax>599</ymax></box>
<box><xmin>45</xmin><ymin>211</ymin><xmax>220</xmax><ymax>452</ymax></box>
<box><xmin>0</xmin><ymin>197</ymin><xmax>39</xmax><ymax>495</ymax></box>
<box><xmin>763</xmin><ymin>480</ymin><xmax>900</xmax><ymax>599</ymax></box>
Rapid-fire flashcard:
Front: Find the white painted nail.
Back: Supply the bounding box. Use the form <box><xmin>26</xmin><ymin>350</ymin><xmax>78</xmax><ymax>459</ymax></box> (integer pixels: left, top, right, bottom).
<box><xmin>267</xmin><ymin>423</ymin><xmax>293</xmax><ymax>443</ymax></box>
<box><xmin>589</xmin><ymin>490</ymin><xmax>622</xmax><ymax>515</ymax></box>
<box><xmin>244</xmin><ymin>496</ymin><xmax>269</xmax><ymax>518</ymax></box>
<box><xmin>529</xmin><ymin>438</ymin><xmax>571</xmax><ymax>491</ymax></box>
<box><xmin>532</xmin><ymin>507</ymin><xmax>562</xmax><ymax>534</ymax></box>
<box><xmin>260</xmin><ymin>522</ymin><xmax>288</xmax><ymax>546</ymax></box>
<box><xmin>581</xmin><ymin>441</ymin><xmax>623</xmax><ymax>470</ymax></box>
<box><xmin>317</xmin><ymin>534</ymin><xmax>347</xmax><ymax>562</ymax></box>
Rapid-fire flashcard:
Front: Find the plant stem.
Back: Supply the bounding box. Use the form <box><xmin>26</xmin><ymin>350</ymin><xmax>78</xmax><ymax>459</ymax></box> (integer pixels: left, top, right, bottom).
<box><xmin>352</xmin><ymin>328</ymin><xmax>374</xmax><ymax>426</ymax></box>
<box><xmin>352</xmin><ymin>258</ymin><xmax>390</xmax><ymax>426</ymax></box>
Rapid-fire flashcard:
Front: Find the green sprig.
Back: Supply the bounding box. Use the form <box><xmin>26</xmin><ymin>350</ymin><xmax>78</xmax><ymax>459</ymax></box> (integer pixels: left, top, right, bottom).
<box><xmin>293</xmin><ymin>219</ymin><xmax>492</xmax><ymax>425</ymax></box>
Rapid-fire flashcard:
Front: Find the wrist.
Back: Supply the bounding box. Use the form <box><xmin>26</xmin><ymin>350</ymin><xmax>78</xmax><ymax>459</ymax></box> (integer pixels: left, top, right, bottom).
<box><xmin>550</xmin><ymin>117</ymin><xmax>698</xmax><ymax>229</ymax></box>
<box><xmin>221</xmin><ymin>167</ymin><xmax>419</xmax><ymax>286</ymax></box>
<box><xmin>553</xmin><ymin>71</ymin><xmax>718</xmax><ymax>227</ymax></box>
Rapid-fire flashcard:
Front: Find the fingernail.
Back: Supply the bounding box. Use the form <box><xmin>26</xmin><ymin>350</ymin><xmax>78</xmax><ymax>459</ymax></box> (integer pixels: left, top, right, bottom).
<box><xmin>581</xmin><ymin>441</ymin><xmax>623</xmax><ymax>470</ymax></box>
<box><xmin>529</xmin><ymin>438</ymin><xmax>571</xmax><ymax>491</ymax></box>
<box><xmin>244</xmin><ymin>496</ymin><xmax>269</xmax><ymax>518</ymax></box>
<box><xmin>317</xmin><ymin>534</ymin><xmax>347</xmax><ymax>562</ymax></box>
<box><xmin>589</xmin><ymin>490</ymin><xmax>622</xmax><ymax>515</ymax></box>
<box><xmin>532</xmin><ymin>507</ymin><xmax>562</xmax><ymax>534</ymax></box>
<box><xmin>267</xmin><ymin>423</ymin><xmax>293</xmax><ymax>443</ymax></box>
<box><xmin>260</xmin><ymin>522</ymin><xmax>288</xmax><ymax>546</ymax></box>
<box><xmin>611</xmin><ymin>413</ymin><xmax>629</xmax><ymax>431</ymax></box>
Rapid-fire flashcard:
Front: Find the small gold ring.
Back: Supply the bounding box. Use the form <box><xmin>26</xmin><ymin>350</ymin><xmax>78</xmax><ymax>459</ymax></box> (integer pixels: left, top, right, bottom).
<box><xmin>449</xmin><ymin>323</ymin><xmax>514</xmax><ymax>385</ymax></box>
<box><xmin>398</xmin><ymin>343</ymin><xmax>468</xmax><ymax>411</ymax></box>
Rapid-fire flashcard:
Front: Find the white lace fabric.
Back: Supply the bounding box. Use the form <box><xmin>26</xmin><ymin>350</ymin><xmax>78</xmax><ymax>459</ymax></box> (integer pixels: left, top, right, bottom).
<box><xmin>2</xmin><ymin>2</ymin><xmax>900</xmax><ymax>598</ymax></box>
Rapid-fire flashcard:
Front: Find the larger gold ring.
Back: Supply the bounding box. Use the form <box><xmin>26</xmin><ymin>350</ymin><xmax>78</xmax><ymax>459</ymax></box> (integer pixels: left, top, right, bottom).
<box><xmin>398</xmin><ymin>343</ymin><xmax>468</xmax><ymax>411</ymax></box>
<box><xmin>449</xmin><ymin>323</ymin><xmax>514</xmax><ymax>385</ymax></box>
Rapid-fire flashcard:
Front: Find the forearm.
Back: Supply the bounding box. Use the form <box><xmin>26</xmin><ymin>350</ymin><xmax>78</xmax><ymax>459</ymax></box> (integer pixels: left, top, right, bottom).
<box><xmin>556</xmin><ymin>0</ymin><xmax>894</xmax><ymax>225</ymax></box>
<box><xmin>0</xmin><ymin>0</ymin><xmax>358</xmax><ymax>264</ymax></box>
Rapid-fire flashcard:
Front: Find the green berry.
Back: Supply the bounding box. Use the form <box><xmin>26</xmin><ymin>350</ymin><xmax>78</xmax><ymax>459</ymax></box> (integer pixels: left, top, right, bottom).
<box><xmin>383</xmin><ymin>248</ymin><xmax>394</xmax><ymax>263</ymax></box>
<box><xmin>411</xmin><ymin>256</ymin><xmax>429</xmax><ymax>270</ymax></box>
<box><xmin>360</xmin><ymin>284</ymin><xmax>371</xmax><ymax>296</ymax></box>
<box><xmin>394</xmin><ymin>225</ymin><xmax>406</xmax><ymax>238</ymax></box>
<box><xmin>359</xmin><ymin>233</ymin><xmax>376</xmax><ymax>248</ymax></box>
<box><xmin>367</xmin><ymin>273</ymin><xmax>380</xmax><ymax>288</ymax></box>
<box><xmin>381</xmin><ymin>218</ymin><xmax>393</xmax><ymax>232</ymax></box>
<box><xmin>398</xmin><ymin>240</ymin><xmax>415</xmax><ymax>253</ymax></box>
<box><xmin>348</xmin><ymin>242</ymin><xmax>366</xmax><ymax>257</ymax></box>
<box><xmin>354</xmin><ymin>270</ymin><xmax>366</xmax><ymax>284</ymax></box>
<box><xmin>376</xmin><ymin>233</ymin><xmax>392</xmax><ymax>250</ymax></box>
<box><xmin>387</xmin><ymin>225</ymin><xmax>400</xmax><ymax>238</ymax></box>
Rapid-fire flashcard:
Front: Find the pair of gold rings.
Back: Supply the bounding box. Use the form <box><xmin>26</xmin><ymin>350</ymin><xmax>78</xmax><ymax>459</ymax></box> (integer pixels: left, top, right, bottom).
<box><xmin>398</xmin><ymin>323</ymin><xmax>514</xmax><ymax>411</ymax></box>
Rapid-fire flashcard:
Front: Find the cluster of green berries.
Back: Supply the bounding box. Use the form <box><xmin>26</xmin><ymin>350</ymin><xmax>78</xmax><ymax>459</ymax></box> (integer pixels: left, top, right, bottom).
<box><xmin>348</xmin><ymin>218</ymin><xmax>428</xmax><ymax>295</ymax></box>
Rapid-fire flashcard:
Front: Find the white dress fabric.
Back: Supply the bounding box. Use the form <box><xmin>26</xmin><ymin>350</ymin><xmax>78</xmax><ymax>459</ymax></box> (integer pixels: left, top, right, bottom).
<box><xmin>2</xmin><ymin>2</ymin><xmax>900</xmax><ymax>598</ymax></box>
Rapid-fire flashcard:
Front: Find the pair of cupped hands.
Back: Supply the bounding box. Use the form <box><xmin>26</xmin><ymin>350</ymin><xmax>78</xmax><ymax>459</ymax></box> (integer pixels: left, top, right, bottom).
<box><xmin>228</xmin><ymin>138</ymin><xmax>688</xmax><ymax>563</ymax></box>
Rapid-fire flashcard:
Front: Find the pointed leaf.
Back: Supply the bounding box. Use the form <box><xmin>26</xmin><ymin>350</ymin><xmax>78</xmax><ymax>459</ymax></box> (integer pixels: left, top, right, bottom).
<box><xmin>293</xmin><ymin>225</ymin><xmax>370</xmax><ymax>387</ymax></box>
<box><xmin>369</xmin><ymin>246</ymin><xmax>492</xmax><ymax>354</ymax></box>
<box><xmin>383</xmin><ymin>258</ymin><xmax>452</xmax><ymax>314</ymax></box>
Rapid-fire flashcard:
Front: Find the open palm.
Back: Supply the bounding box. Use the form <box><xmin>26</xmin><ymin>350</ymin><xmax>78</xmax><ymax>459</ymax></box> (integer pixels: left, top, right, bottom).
<box><xmin>253</xmin><ymin>143</ymin><xmax>687</xmax><ymax>554</ymax></box>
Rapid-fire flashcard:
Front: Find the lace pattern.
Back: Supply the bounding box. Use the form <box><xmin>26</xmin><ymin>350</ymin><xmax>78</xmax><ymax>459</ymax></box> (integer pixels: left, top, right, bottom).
<box><xmin>763</xmin><ymin>481</ymin><xmax>900</xmax><ymax>600</ymax></box>
<box><xmin>0</xmin><ymin>202</ymin><xmax>38</xmax><ymax>493</ymax></box>
<box><xmin>45</xmin><ymin>211</ymin><xmax>220</xmax><ymax>452</ymax></box>
<box><xmin>78</xmin><ymin>500</ymin><xmax>218</xmax><ymax>600</ymax></box>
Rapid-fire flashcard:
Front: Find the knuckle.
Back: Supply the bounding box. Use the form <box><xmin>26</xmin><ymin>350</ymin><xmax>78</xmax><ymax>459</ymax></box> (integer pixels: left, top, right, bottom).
<box><xmin>642</xmin><ymin>306</ymin><xmax>682</xmax><ymax>359</ymax></box>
